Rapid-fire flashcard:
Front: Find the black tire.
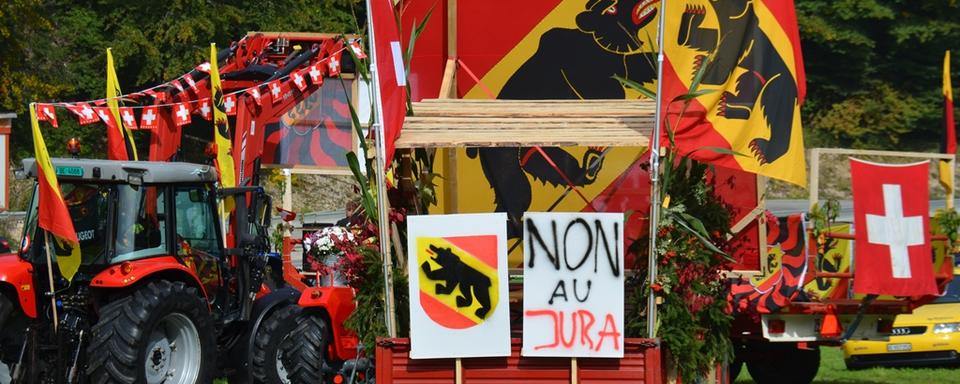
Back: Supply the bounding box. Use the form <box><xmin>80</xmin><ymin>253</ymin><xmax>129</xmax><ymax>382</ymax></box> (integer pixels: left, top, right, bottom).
<box><xmin>746</xmin><ymin>343</ymin><xmax>820</xmax><ymax>384</ymax></box>
<box><xmin>285</xmin><ymin>311</ymin><xmax>330</xmax><ymax>383</ymax></box>
<box><xmin>251</xmin><ymin>304</ymin><xmax>301</xmax><ymax>383</ymax></box>
<box><xmin>87</xmin><ymin>280</ymin><xmax>216</xmax><ymax>384</ymax></box>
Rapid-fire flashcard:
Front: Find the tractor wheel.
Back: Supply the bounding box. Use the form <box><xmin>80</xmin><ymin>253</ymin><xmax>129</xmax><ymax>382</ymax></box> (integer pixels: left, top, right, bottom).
<box><xmin>746</xmin><ymin>342</ymin><xmax>820</xmax><ymax>384</ymax></box>
<box><xmin>285</xmin><ymin>311</ymin><xmax>330</xmax><ymax>383</ymax></box>
<box><xmin>251</xmin><ymin>304</ymin><xmax>302</xmax><ymax>384</ymax></box>
<box><xmin>87</xmin><ymin>280</ymin><xmax>216</xmax><ymax>384</ymax></box>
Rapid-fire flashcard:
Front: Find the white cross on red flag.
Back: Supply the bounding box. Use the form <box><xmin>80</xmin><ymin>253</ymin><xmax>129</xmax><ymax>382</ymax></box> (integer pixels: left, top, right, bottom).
<box><xmin>196</xmin><ymin>62</ymin><xmax>211</xmax><ymax>73</ymax></box>
<box><xmin>368</xmin><ymin>0</ymin><xmax>408</xmax><ymax>166</ymax></box>
<box><xmin>119</xmin><ymin>107</ymin><xmax>138</xmax><ymax>130</ymax></box>
<box><xmin>36</xmin><ymin>103</ymin><xmax>58</xmax><ymax>128</ymax></box>
<box><xmin>327</xmin><ymin>46</ymin><xmax>343</xmax><ymax>77</ymax></box>
<box><xmin>184</xmin><ymin>74</ymin><xmax>199</xmax><ymax>93</ymax></box>
<box><xmin>292</xmin><ymin>70</ymin><xmax>308</xmax><ymax>92</ymax></box>
<box><xmin>851</xmin><ymin>158</ymin><xmax>937</xmax><ymax>296</ymax></box>
<box><xmin>196</xmin><ymin>98</ymin><xmax>213</xmax><ymax>120</ymax></box>
<box><xmin>268</xmin><ymin>80</ymin><xmax>283</xmax><ymax>104</ymax></box>
<box><xmin>140</xmin><ymin>106</ymin><xmax>160</xmax><ymax>129</ymax></box>
<box><xmin>224</xmin><ymin>93</ymin><xmax>237</xmax><ymax>116</ymax></box>
<box><xmin>248</xmin><ymin>87</ymin><xmax>262</xmax><ymax>107</ymax></box>
<box><xmin>308</xmin><ymin>64</ymin><xmax>324</xmax><ymax>86</ymax></box>
<box><xmin>173</xmin><ymin>102</ymin><xmax>192</xmax><ymax>127</ymax></box>
<box><xmin>93</xmin><ymin>107</ymin><xmax>117</xmax><ymax>130</ymax></box>
<box><xmin>350</xmin><ymin>40</ymin><xmax>367</xmax><ymax>59</ymax></box>
<box><xmin>66</xmin><ymin>103</ymin><xmax>99</xmax><ymax>125</ymax></box>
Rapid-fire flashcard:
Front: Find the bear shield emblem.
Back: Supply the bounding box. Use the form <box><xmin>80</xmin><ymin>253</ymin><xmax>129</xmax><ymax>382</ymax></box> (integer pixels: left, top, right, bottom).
<box><xmin>417</xmin><ymin>235</ymin><xmax>499</xmax><ymax>329</ymax></box>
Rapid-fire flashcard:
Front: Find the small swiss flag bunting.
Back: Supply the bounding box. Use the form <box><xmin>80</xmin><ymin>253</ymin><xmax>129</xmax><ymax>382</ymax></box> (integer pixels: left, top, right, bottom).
<box><xmin>171</xmin><ymin>80</ymin><xmax>184</xmax><ymax>93</ymax></box>
<box><xmin>224</xmin><ymin>93</ymin><xmax>238</xmax><ymax>116</ymax></box>
<box><xmin>173</xmin><ymin>102</ymin><xmax>192</xmax><ymax>127</ymax></box>
<box><xmin>184</xmin><ymin>74</ymin><xmax>199</xmax><ymax>93</ymax></box>
<box><xmin>119</xmin><ymin>107</ymin><xmax>138</xmax><ymax>129</ymax></box>
<box><xmin>350</xmin><ymin>40</ymin><xmax>367</xmax><ymax>59</ymax></box>
<box><xmin>140</xmin><ymin>106</ymin><xmax>160</xmax><ymax>130</ymax></box>
<box><xmin>248</xmin><ymin>87</ymin><xmax>262</xmax><ymax>107</ymax></box>
<box><xmin>308</xmin><ymin>64</ymin><xmax>324</xmax><ymax>86</ymax></box>
<box><xmin>36</xmin><ymin>104</ymin><xmax>58</xmax><ymax>128</ymax></box>
<box><xmin>291</xmin><ymin>70</ymin><xmax>308</xmax><ymax>92</ymax></box>
<box><xmin>196</xmin><ymin>62</ymin><xmax>211</xmax><ymax>73</ymax></box>
<box><xmin>327</xmin><ymin>52</ymin><xmax>342</xmax><ymax>77</ymax></box>
<box><xmin>196</xmin><ymin>98</ymin><xmax>212</xmax><ymax>120</ymax></box>
<box><xmin>268</xmin><ymin>80</ymin><xmax>283</xmax><ymax>104</ymax></box>
<box><xmin>66</xmin><ymin>103</ymin><xmax>99</xmax><ymax>125</ymax></box>
<box><xmin>93</xmin><ymin>107</ymin><xmax>118</xmax><ymax>130</ymax></box>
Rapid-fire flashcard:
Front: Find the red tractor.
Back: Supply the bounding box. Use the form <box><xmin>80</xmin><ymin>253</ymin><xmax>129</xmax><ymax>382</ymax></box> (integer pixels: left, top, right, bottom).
<box><xmin>0</xmin><ymin>32</ymin><xmax>374</xmax><ymax>383</ymax></box>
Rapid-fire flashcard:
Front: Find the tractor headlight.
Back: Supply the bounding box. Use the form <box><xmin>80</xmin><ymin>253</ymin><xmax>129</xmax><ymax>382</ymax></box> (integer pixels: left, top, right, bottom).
<box><xmin>933</xmin><ymin>322</ymin><xmax>960</xmax><ymax>334</ymax></box>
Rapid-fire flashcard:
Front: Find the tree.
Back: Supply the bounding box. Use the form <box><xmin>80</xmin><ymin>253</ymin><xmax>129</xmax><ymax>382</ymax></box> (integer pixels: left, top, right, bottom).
<box><xmin>796</xmin><ymin>0</ymin><xmax>960</xmax><ymax>150</ymax></box>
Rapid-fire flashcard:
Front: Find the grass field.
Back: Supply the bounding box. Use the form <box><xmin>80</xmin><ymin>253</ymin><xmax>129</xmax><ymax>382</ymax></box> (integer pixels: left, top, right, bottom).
<box><xmin>735</xmin><ymin>346</ymin><xmax>960</xmax><ymax>383</ymax></box>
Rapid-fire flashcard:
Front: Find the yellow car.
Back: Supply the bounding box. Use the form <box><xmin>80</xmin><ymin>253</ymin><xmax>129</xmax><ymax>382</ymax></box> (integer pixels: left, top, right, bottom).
<box><xmin>843</xmin><ymin>276</ymin><xmax>960</xmax><ymax>369</ymax></box>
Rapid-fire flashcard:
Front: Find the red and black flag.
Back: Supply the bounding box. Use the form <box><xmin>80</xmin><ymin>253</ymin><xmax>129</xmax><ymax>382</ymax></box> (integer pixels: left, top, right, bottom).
<box><xmin>661</xmin><ymin>1</ymin><xmax>807</xmax><ymax>185</ymax></box>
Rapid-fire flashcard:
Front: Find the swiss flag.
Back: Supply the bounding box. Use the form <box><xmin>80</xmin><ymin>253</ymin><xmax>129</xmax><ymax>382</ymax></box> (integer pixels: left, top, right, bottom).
<box><xmin>172</xmin><ymin>102</ymin><xmax>192</xmax><ymax>127</ymax></box>
<box><xmin>196</xmin><ymin>62</ymin><xmax>211</xmax><ymax>73</ymax></box>
<box><xmin>851</xmin><ymin>158</ymin><xmax>937</xmax><ymax>296</ymax></box>
<box><xmin>196</xmin><ymin>98</ymin><xmax>213</xmax><ymax>120</ymax></box>
<box><xmin>119</xmin><ymin>107</ymin><xmax>138</xmax><ymax>130</ymax></box>
<box><xmin>184</xmin><ymin>74</ymin><xmax>199</xmax><ymax>93</ymax></box>
<box><xmin>93</xmin><ymin>107</ymin><xmax>117</xmax><ymax>130</ymax></box>
<box><xmin>248</xmin><ymin>87</ymin><xmax>263</xmax><ymax>107</ymax></box>
<box><xmin>368</xmin><ymin>0</ymin><xmax>408</xmax><ymax>165</ymax></box>
<box><xmin>66</xmin><ymin>103</ymin><xmax>99</xmax><ymax>125</ymax></box>
<box><xmin>171</xmin><ymin>79</ymin><xmax>184</xmax><ymax>93</ymax></box>
<box><xmin>224</xmin><ymin>93</ymin><xmax>238</xmax><ymax>116</ymax></box>
<box><xmin>291</xmin><ymin>70</ymin><xmax>308</xmax><ymax>92</ymax></box>
<box><xmin>350</xmin><ymin>40</ymin><xmax>367</xmax><ymax>59</ymax></box>
<box><xmin>36</xmin><ymin>104</ymin><xmax>58</xmax><ymax>128</ymax></box>
<box><xmin>140</xmin><ymin>106</ymin><xmax>160</xmax><ymax>130</ymax></box>
<box><xmin>268</xmin><ymin>80</ymin><xmax>283</xmax><ymax>104</ymax></box>
<box><xmin>308</xmin><ymin>64</ymin><xmax>324</xmax><ymax>86</ymax></box>
<box><xmin>327</xmin><ymin>48</ymin><xmax>343</xmax><ymax>77</ymax></box>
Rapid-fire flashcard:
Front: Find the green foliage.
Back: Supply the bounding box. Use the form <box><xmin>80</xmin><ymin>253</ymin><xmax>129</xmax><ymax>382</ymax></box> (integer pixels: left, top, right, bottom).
<box><xmin>342</xmin><ymin>244</ymin><xmax>409</xmax><ymax>349</ymax></box>
<box><xmin>796</xmin><ymin>0</ymin><xmax>960</xmax><ymax>150</ymax></box>
<box><xmin>5</xmin><ymin>0</ymin><xmax>361</xmax><ymax>161</ymax></box>
<box><xmin>934</xmin><ymin>207</ymin><xmax>960</xmax><ymax>254</ymax></box>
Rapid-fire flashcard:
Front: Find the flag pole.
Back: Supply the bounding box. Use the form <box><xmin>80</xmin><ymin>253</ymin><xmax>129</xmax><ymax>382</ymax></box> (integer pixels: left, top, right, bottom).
<box><xmin>365</xmin><ymin>0</ymin><xmax>398</xmax><ymax>338</ymax></box>
<box><xmin>646</xmin><ymin>0</ymin><xmax>668</xmax><ymax>338</ymax></box>
<box><xmin>43</xmin><ymin>231</ymin><xmax>60</xmax><ymax>332</ymax></box>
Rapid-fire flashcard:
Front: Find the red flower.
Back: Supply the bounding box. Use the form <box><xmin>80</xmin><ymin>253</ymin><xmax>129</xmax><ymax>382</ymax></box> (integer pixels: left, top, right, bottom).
<box><xmin>651</xmin><ymin>283</ymin><xmax>663</xmax><ymax>292</ymax></box>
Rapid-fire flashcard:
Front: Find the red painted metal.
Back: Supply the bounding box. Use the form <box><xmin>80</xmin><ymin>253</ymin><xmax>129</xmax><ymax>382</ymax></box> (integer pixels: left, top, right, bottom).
<box><xmin>375</xmin><ymin>338</ymin><xmax>662</xmax><ymax>384</ymax></box>
<box><xmin>0</xmin><ymin>254</ymin><xmax>36</xmax><ymax>318</ymax></box>
<box><xmin>299</xmin><ymin>286</ymin><xmax>359</xmax><ymax>360</ymax></box>
<box><xmin>89</xmin><ymin>255</ymin><xmax>207</xmax><ymax>299</ymax></box>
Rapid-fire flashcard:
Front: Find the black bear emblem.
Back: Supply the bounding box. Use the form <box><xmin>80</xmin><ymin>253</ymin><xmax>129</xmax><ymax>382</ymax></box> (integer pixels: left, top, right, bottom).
<box><xmin>677</xmin><ymin>1</ymin><xmax>799</xmax><ymax>165</ymax></box>
<box><xmin>421</xmin><ymin>244</ymin><xmax>494</xmax><ymax>319</ymax></box>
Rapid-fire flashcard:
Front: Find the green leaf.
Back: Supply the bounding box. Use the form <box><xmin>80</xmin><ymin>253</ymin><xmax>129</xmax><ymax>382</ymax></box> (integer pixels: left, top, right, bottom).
<box><xmin>684</xmin><ymin>146</ymin><xmax>748</xmax><ymax>158</ymax></box>
<box><xmin>612</xmin><ymin>74</ymin><xmax>656</xmax><ymax>99</ymax></box>
<box><xmin>671</xmin><ymin>89</ymin><xmax>714</xmax><ymax>102</ymax></box>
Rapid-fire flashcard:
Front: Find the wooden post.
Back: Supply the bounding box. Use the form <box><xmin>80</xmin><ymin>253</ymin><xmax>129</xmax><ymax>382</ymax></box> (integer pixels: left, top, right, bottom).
<box><xmin>570</xmin><ymin>357</ymin><xmax>578</xmax><ymax>384</ymax></box>
<box><xmin>43</xmin><ymin>232</ymin><xmax>59</xmax><ymax>332</ymax></box>
<box><xmin>948</xmin><ymin>157</ymin><xmax>956</xmax><ymax>209</ymax></box>
<box><xmin>455</xmin><ymin>358</ymin><xmax>463</xmax><ymax>384</ymax></box>
<box><xmin>809</xmin><ymin>148</ymin><xmax>820</xmax><ymax>210</ymax></box>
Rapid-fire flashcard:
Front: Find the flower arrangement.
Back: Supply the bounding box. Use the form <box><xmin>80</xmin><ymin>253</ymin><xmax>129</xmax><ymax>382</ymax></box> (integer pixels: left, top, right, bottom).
<box><xmin>304</xmin><ymin>226</ymin><xmax>367</xmax><ymax>288</ymax></box>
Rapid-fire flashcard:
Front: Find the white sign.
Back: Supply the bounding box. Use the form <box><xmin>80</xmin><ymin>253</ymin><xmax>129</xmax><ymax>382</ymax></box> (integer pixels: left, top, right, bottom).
<box><xmin>407</xmin><ymin>213</ymin><xmax>510</xmax><ymax>359</ymax></box>
<box><xmin>522</xmin><ymin>212</ymin><xmax>625</xmax><ymax>357</ymax></box>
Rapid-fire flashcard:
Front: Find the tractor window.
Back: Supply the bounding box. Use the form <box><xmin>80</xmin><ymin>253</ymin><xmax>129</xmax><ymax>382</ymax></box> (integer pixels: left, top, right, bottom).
<box><xmin>63</xmin><ymin>183</ymin><xmax>111</xmax><ymax>263</ymax></box>
<box><xmin>114</xmin><ymin>185</ymin><xmax>167</xmax><ymax>262</ymax></box>
<box><xmin>174</xmin><ymin>187</ymin><xmax>220</xmax><ymax>257</ymax></box>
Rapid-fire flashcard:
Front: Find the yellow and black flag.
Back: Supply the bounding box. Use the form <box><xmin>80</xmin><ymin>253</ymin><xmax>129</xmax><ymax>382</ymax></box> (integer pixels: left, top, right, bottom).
<box><xmin>210</xmin><ymin>43</ymin><xmax>236</xmax><ymax>190</ymax></box>
<box><xmin>940</xmin><ymin>51</ymin><xmax>955</xmax><ymax>197</ymax></box>
<box><xmin>106</xmin><ymin>48</ymin><xmax>138</xmax><ymax>160</ymax></box>
<box><xmin>661</xmin><ymin>1</ymin><xmax>807</xmax><ymax>186</ymax></box>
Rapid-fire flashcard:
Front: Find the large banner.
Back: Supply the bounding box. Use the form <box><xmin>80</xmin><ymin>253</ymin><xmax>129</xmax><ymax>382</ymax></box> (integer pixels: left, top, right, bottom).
<box><xmin>407</xmin><ymin>213</ymin><xmax>511</xmax><ymax>359</ymax></box>
<box><xmin>522</xmin><ymin>212</ymin><xmax>625</xmax><ymax>358</ymax></box>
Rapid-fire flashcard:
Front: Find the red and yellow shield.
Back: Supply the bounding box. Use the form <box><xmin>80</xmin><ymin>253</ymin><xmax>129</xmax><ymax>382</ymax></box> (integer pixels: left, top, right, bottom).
<box><xmin>417</xmin><ymin>235</ymin><xmax>499</xmax><ymax>329</ymax></box>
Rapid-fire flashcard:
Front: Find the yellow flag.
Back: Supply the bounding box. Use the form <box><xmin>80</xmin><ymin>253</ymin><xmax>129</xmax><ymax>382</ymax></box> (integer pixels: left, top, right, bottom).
<box><xmin>31</xmin><ymin>104</ymin><xmax>82</xmax><ymax>280</ymax></box>
<box><xmin>210</xmin><ymin>43</ymin><xmax>236</xmax><ymax>189</ymax></box>
<box><xmin>940</xmin><ymin>51</ymin><xmax>955</xmax><ymax>201</ymax></box>
<box><xmin>106</xmin><ymin>48</ymin><xmax>138</xmax><ymax>160</ymax></box>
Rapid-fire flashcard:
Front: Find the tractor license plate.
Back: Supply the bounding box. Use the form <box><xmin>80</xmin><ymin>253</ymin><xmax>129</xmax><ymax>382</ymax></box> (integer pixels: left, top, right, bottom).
<box><xmin>887</xmin><ymin>343</ymin><xmax>912</xmax><ymax>352</ymax></box>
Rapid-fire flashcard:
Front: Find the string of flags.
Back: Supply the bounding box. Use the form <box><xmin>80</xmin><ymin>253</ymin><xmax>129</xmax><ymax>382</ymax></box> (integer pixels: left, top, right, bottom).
<box><xmin>33</xmin><ymin>41</ymin><xmax>357</xmax><ymax>130</ymax></box>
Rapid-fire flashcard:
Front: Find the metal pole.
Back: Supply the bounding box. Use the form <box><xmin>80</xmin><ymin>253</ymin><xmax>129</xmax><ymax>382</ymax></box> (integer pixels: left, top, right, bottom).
<box><xmin>365</xmin><ymin>0</ymin><xmax>398</xmax><ymax>338</ymax></box>
<box><xmin>646</xmin><ymin>0</ymin><xmax>668</xmax><ymax>338</ymax></box>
